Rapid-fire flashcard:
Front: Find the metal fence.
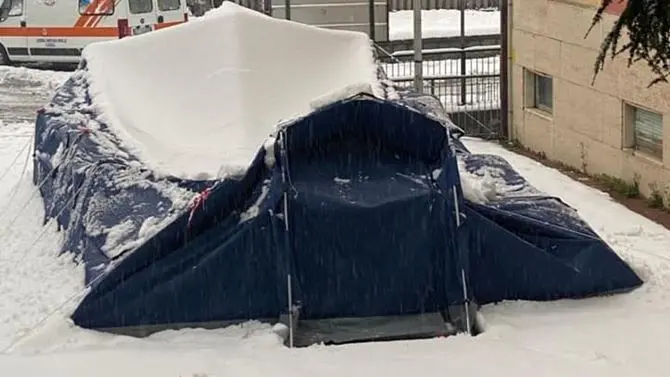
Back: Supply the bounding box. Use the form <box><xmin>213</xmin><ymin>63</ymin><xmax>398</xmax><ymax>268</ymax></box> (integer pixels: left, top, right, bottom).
<box><xmin>387</xmin><ymin>0</ymin><xmax>499</xmax><ymax>11</ymax></box>
<box><xmin>378</xmin><ymin>0</ymin><xmax>503</xmax><ymax>139</ymax></box>
<box><xmin>379</xmin><ymin>47</ymin><xmax>501</xmax><ymax>138</ymax></box>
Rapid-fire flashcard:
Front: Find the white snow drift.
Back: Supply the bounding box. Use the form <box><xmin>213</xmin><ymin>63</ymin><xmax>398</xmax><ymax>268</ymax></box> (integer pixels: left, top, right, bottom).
<box><xmin>83</xmin><ymin>2</ymin><xmax>381</xmax><ymax>180</ymax></box>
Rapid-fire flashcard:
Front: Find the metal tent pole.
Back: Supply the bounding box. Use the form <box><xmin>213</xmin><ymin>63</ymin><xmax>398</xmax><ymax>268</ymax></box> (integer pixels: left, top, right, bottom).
<box><xmin>287</xmin><ymin>274</ymin><xmax>294</xmax><ymax>348</ymax></box>
<box><xmin>279</xmin><ymin>130</ymin><xmax>297</xmax><ymax>348</ymax></box>
<box><xmin>453</xmin><ymin>188</ymin><xmax>471</xmax><ymax>334</ymax></box>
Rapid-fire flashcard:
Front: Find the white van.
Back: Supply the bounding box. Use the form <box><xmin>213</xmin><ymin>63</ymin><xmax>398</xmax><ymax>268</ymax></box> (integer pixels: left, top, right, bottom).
<box><xmin>0</xmin><ymin>0</ymin><xmax>188</xmax><ymax>65</ymax></box>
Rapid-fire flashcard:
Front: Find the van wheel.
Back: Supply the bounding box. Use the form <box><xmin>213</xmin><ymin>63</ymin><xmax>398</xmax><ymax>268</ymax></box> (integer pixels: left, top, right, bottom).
<box><xmin>0</xmin><ymin>45</ymin><xmax>10</xmax><ymax>65</ymax></box>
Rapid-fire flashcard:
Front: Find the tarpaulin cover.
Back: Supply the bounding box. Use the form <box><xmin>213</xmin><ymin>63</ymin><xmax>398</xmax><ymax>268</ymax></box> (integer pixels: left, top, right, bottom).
<box><xmin>457</xmin><ymin>152</ymin><xmax>643</xmax><ymax>304</ymax></box>
<box><xmin>34</xmin><ymin>75</ymin><xmax>642</xmax><ymax>332</ymax></box>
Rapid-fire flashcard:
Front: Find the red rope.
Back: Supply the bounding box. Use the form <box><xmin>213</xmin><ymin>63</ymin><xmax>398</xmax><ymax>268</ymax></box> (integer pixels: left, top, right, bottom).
<box><xmin>78</xmin><ymin>122</ymin><xmax>92</xmax><ymax>135</ymax></box>
<box><xmin>187</xmin><ymin>186</ymin><xmax>212</xmax><ymax>229</ymax></box>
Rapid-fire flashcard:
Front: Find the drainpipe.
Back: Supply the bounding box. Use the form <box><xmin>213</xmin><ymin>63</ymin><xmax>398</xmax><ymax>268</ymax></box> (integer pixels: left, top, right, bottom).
<box><xmin>501</xmin><ymin>0</ymin><xmax>513</xmax><ymax>141</ymax></box>
<box><xmin>500</xmin><ymin>0</ymin><xmax>508</xmax><ymax>140</ymax></box>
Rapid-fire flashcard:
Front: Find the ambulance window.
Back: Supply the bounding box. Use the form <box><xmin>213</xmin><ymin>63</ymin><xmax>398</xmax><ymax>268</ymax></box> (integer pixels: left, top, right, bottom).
<box><xmin>78</xmin><ymin>0</ymin><xmax>114</xmax><ymax>15</ymax></box>
<box><xmin>9</xmin><ymin>0</ymin><xmax>22</xmax><ymax>16</ymax></box>
<box><xmin>129</xmin><ymin>0</ymin><xmax>152</xmax><ymax>14</ymax></box>
<box><xmin>158</xmin><ymin>0</ymin><xmax>180</xmax><ymax>12</ymax></box>
<box><xmin>0</xmin><ymin>0</ymin><xmax>23</xmax><ymax>19</ymax></box>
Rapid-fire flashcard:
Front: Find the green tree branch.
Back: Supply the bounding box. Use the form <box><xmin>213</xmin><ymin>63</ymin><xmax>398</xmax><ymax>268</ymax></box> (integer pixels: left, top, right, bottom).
<box><xmin>587</xmin><ymin>0</ymin><xmax>670</xmax><ymax>87</ymax></box>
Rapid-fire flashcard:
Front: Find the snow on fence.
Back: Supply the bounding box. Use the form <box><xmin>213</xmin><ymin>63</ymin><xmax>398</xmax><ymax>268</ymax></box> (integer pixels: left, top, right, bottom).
<box><xmin>381</xmin><ymin>52</ymin><xmax>499</xmax><ymax>111</ymax></box>
<box><xmin>388</xmin><ymin>0</ymin><xmax>500</xmax><ymax>11</ymax></box>
<box><xmin>388</xmin><ymin>8</ymin><xmax>500</xmax><ymax>40</ymax></box>
<box><xmin>379</xmin><ymin>47</ymin><xmax>501</xmax><ymax>138</ymax></box>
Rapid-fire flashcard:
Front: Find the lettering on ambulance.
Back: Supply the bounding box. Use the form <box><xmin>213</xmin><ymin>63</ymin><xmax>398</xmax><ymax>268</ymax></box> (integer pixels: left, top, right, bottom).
<box><xmin>36</xmin><ymin>37</ymin><xmax>67</xmax><ymax>47</ymax></box>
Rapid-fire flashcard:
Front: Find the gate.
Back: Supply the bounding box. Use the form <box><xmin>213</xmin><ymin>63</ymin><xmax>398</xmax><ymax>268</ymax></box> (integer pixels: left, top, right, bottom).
<box><xmin>377</xmin><ymin>0</ymin><xmax>505</xmax><ymax>139</ymax></box>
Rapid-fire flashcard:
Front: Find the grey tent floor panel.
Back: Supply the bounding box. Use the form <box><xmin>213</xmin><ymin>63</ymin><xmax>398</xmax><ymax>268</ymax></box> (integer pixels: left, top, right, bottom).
<box><xmin>293</xmin><ymin>312</ymin><xmax>455</xmax><ymax>347</ymax></box>
<box><xmin>95</xmin><ymin>312</ymin><xmax>461</xmax><ymax>347</ymax></box>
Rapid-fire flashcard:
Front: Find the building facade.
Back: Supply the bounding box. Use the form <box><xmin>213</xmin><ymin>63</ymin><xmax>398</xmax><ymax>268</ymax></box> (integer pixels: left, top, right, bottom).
<box><xmin>509</xmin><ymin>0</ymin><xmax>670</xmax><ymax>200</ymax></box>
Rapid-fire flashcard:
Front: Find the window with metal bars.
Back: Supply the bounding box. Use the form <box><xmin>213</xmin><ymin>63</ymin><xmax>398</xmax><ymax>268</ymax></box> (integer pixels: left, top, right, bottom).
<box><xmin>523</xmin><ymin>69</ymin><xmax>553</xmax><ymax>115</ymax></box>
<box><xmin>625</xmin><ymin>104</ymin><xmax>663</xmax><ymax>159</ymax></box>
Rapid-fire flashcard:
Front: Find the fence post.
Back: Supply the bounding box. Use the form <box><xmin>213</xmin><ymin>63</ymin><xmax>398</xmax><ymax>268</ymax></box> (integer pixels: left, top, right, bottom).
<box><xmin>285</xmin><ymin>0</ymin><xmax>291</xmax><ymax>19</ymax></box>
<box><xmin>413</xmin><ymin>0</ymin><xmax>424</xmax><ymax>92</ymax></box>
<box><xmin>369</xmin><ymin>0</ymin><xmax>376</xmax><ymax>41</ymax></box>
<box><xmin>459</xmin><ymin>0</ymin><xmax>467</xmax><ymax>105</ymax></box>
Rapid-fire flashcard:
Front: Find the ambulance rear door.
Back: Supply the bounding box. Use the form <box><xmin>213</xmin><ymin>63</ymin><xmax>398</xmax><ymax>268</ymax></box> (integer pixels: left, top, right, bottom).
<box><xmin>154</xmin><ymin>0</ymin><xmax>186</xmax><ymax>30</ymax></box>
<box><xmin>126</xmin><ymin>0</ymin><xmax>156</xmax><ymax>36</ymax></box>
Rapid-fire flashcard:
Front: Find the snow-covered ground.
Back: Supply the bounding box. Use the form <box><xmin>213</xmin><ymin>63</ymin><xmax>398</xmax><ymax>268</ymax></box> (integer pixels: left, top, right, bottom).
<box><xmin>0</xmin><ymin>64</ymin><xmax>669</xmax><ymax>375</ymax></box>
<box><xmin>388</xmin><ymin>9</ymin><xmax>500</xmax><ymax>41</ymax></box>
<box><xmin>0</xmin><ymin>67</ymin><xmax>71</xmax><ymax>124</ymax></box>
<box><xmin>0</xmin><ymin>70</ymin><xmax>84</xmax><ymax>354</ymax></box>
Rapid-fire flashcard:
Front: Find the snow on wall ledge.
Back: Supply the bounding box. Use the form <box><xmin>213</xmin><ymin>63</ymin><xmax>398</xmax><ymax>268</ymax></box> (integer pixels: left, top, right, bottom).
<box><xmin>82</xmin><ymin>2</ymin><xmax>381</xmax><ymax>180</ymax></box>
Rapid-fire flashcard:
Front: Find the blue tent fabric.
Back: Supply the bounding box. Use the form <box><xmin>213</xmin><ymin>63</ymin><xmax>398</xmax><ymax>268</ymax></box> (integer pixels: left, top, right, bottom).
<box><xmin>34</xmin><ymin>71</ymin><xmax>213</xmax><ymax>284</ymax></box>
<box><xmin>34</xmin><ymin>73</ymin><xmax>642</xmax><ymax>333</ymax></box>
<box><xmin>281</xmin><ymin>99</ymin><xmax>464</xmax><ymax>319</ymax></box>
<box><xmin>63</xmin><ymin>95</ymin><xmax>469</xmax><ymax>329</ymax></box>
<box><xmin>457</xmin><ymin>153</ymin><xmax>643</xmax><ymax>303</ymax></box>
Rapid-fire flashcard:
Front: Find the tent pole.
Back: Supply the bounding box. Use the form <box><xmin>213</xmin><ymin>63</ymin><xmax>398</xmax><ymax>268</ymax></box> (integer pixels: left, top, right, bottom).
<box><xmin>453</xmin><ymin>188</ymin><xmax>461</xmax><ymax>228</ymax></box>
<box><xmin>453</xmin><ymin>187</ymin><xmax>471</xmax><ymax>334</ymax></box>
<box><xmin>279</xmin><ymin>130</ymin><xmax>295</xmax><ymax>348</ymax></box>
<box><xmin>287</xmin><ymin>273</ymin><xmax>294</xmax><ymax>348</ymax></box>
<box><xmin>461</xmin><ymin>269</ymin><xmax>471</xmax><ymax>333</ymax></box>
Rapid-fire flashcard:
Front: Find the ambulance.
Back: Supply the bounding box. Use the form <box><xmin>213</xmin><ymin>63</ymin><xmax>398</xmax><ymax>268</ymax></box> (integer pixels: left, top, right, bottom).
<box><xmin>0</xmin><ymin>0</ymin><xmax>189</xmax><ymax>65</ymax></box>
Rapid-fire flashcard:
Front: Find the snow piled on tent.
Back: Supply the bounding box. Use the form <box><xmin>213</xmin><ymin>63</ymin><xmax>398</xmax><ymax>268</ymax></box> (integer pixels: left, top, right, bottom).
<box><xmin>32</xmin><ymin>2</ymin><xmax>411</xmax><ymax>286</ymax></box>
<box><xmin>34</xmin><ymin>70</ymin><xmax>201</xmax><ymax>283</ymax></box>
<box><xmin>82</xmin><ymin>2</ymin><xmax>383</xmax><ymax>180</ymax></box>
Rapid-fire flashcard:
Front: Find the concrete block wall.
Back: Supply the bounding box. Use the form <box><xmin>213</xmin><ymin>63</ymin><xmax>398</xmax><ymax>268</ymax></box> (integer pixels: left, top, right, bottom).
<box><xmin>510</xmin><ymin>0</ymin><xmax>670</xmax><ymax>199</ymax></box>
<box><xmin>271</xmin><ymin>0</ymin><xmax>389</xmax><ymax>41</ymax></box>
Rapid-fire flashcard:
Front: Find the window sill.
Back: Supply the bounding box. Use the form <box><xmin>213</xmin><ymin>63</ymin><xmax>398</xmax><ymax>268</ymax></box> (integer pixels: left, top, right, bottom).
<box><xmin>525</xmin><ymin>107</ymin><xmax>553</xmax><ymax>121</ymax></box>
<box><xmin>623</xmin><ymin>148</ymin><xmax>664</xmax><ymax>167</ymax></box>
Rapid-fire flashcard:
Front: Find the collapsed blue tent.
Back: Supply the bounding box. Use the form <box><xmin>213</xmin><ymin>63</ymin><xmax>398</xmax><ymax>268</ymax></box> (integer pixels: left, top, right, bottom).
<box><xmin>34</xmin><ymin>72</ymin><xmax>642</xmax><ymax>345</ymax></box>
